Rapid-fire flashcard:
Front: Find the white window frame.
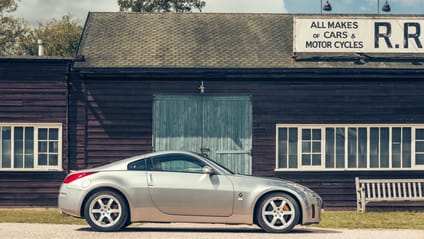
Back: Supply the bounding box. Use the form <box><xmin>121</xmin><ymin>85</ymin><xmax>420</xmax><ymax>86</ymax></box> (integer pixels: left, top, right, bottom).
<box><xmin>299</xmin><ymin>127</ymin><xmax>325</xmax><ymax>169</ymax></box>
<box><xmin>0</xmin><ymin>123</ymin><xmax>63</xmax><ymax>171</ymax></box>
<box><xmin>415</xmin><ymin>128</ymin><xmax>424</xmax><ymax>166</ymax></box>
<box><xmin>276</xmin><ymin>124</ymin><xmax>424</xmax><ymax>171</ymax></box>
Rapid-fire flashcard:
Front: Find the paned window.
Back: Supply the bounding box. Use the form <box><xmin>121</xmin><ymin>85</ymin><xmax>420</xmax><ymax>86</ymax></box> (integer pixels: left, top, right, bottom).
<box><xmin>0</xmin><ymin>124</ymin><xmax>62</xmax><ymax>171</ymax></box>
<box><xmin>276</xmin><ymin>124</ymin><xmax>422</xmax><ymax>171</ymax></box>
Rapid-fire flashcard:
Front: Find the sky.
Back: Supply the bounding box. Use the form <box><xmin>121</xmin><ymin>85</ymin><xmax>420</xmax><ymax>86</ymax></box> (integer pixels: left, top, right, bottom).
<box><xmin>10</xmin><ymin>0</ymin><xmax>424</xmax><ymax>27</ymax></box>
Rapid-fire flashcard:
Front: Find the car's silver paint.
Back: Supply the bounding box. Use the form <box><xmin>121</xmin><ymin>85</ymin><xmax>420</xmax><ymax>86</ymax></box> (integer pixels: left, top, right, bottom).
<box><xmin>58</xmin><ymin>151</ymin><xmax>321</xmax><ymax>227</ymax></box>
<box><xmin>148</xmin><ymin>171</ymin><xmax>234</xmax><ymax>217</ymax></box>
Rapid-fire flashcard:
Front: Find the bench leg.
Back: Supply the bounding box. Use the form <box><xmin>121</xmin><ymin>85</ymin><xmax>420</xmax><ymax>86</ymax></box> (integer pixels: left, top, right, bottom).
<box><xmin>355</xmin><ymin>177</ymin><xmax>362</xmax><ymax>212</ymax></box>
<box><xmin>356</xmin><ymin>188</ymin><xmax>366</xmax><ymax>212</ymax></box>
<box><xmin>357</xmin><ymin>196</ymin><xmax>366</xmax><ymax>212</ymax></box>
<box><xmin>357</xmin><ymin>195</ymin><xmax>361</xmax><ymax>212</ymax></box>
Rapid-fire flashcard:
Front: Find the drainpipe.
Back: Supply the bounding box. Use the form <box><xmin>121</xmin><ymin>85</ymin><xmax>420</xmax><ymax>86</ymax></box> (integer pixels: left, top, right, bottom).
<box><xmin>65</xmin><ymin>61</ymin><xmax>71</xmax><ymax>173</ymax></box>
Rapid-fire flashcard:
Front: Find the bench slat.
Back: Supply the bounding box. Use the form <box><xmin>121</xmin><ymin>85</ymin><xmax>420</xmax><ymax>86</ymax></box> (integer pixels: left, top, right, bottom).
<box><xmin>384</xmin><ymin>182</ymin><xmax>387</xmax><ymax>198</ymax></box>
<box><xmin>413</xmin><ymin>182</ymin><xmax>417</xmax><ymax>198</ymax></box>
<box><xmin>367</xmin><ymin>183</ymin><xmax>371</xmax><ymax>198</ymax></box>
<box><xmin>372</xmin><ymin>183</ymin><xmax>376</xmax><ymax>199</ymax></box>
<box><xmin>403</xmin><ymin>182</ymin><xmax>407</xmax><ymax>198</ymax></box>
<box><xmin>392</xmin><ymin>183</ymin><xmax>397</xmax><ymax>198</ymax></box>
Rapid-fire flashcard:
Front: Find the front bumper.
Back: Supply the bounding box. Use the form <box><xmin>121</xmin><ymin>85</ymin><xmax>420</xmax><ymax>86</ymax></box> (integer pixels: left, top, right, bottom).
<box><xmin>302</xmin><ymin>194</ymin><xmax>323</xmax><ymax>225</ymax></box>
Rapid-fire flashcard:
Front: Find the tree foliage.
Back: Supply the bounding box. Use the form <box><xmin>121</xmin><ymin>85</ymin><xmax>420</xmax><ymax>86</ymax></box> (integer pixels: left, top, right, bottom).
<box><xmin>20</xmin><ymin>15</ymin><xmax>83</xmax><ymax>57</ymax></box>
<box><xmin>0</xmin><ymin>0</ymin><xmax>18</xmax><ymax>13</ymax></box>
<box><xmin>118</xmin><ymin>0</ymin><xmax>205</xmax><ymax>13</ymax></box>
<box><xmin>0</xmin><ymin>15</ymin><xmax>28</xmax><ymax>55</ymax></box>
<box><xmin>0</xmin><ymin>0</ymin><xmax>29</xmax><ymax>56</ymax></box>
<box><xmin>1</xmin><ymin>0</ymin><xmax>82</xmax><ymax>57</ymax></box>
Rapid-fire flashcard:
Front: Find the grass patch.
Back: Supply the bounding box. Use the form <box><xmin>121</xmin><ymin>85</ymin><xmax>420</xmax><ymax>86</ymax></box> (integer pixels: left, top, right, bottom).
<box><xmin>0</xmin><ymin>209</ymin><xmax>423</xmax><ymax>230</ymax></box>
<box><xmin>0</xmin><ymin>208</ymin><xmax>85</xmax><ymax>225</ymax></box>
<box><xmin>316</xmin><ymin>211</ymin><xmax>424</xmax><ymax>230</ymax></box>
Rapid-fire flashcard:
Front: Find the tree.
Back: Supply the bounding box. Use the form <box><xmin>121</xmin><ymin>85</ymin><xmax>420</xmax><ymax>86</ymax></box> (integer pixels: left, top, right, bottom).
<box><xmin>0</xmin><ymin>0</ymin><xmax>18</xmax><ymax>15</ymax></box>
<box><xmin>0</xmin><ymin>0</ymin><xmax>29</xmax><ymax>56</ymax></box>
<box><xmin>19</xmin><ymin>15</ymin><xmax>83</xmax><ymax>57</ymax></box>
<box><xmin>1</xmin><ymin>0</ymin><xmax>82</xmax><ymax>57</ymax></box>
<box><xmin>118</xmin><ymin>0</ymin><xmax>206</xmax><ymax>13</ymax></box>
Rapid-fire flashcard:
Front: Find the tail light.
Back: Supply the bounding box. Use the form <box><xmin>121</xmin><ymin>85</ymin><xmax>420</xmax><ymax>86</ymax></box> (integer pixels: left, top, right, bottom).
<box><xmin>63</xmin><ymin>172</ymin><xmax>96</xmax><ymax>184</ymax></box>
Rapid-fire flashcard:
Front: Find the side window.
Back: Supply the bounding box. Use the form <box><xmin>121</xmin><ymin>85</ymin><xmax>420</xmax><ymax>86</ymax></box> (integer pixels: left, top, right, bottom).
<box><xmin>128</xmin><ymin>159</ymin><xmax>147</xmax><ymax>170</ymax></box>
<box><xmin>151</xmin><ymin>154</ymin><xmax>205</xmax><ymax>173</ymax></box>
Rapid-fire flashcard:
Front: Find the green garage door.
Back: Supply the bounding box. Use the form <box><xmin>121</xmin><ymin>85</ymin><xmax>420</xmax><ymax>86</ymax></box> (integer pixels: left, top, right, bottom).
<box><xmin>153</xmin><ymin>95</ymin><xmax>252</xmax><ymax>175</ymax></box>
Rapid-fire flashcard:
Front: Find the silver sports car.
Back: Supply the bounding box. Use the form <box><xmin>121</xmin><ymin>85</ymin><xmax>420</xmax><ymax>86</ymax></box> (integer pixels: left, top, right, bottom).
<box><xmin>58</xmin><ymin>151</ymin><xmax>322</xmax><ymax>233</ymax></box>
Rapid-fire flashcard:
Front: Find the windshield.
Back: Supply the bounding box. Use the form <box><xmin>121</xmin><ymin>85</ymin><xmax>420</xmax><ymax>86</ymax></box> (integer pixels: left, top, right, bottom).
<box><xmin>194</xmin><ymin>153</ymin><xmax>235</xmax><ymax>175</ymax></box>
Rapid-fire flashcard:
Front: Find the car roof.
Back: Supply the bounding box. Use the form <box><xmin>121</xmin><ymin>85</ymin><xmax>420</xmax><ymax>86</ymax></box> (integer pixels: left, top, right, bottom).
<box><xmin>92</xmin><ymin>151</ymin><xmax>201</xmax><ymax>171</ymax></box>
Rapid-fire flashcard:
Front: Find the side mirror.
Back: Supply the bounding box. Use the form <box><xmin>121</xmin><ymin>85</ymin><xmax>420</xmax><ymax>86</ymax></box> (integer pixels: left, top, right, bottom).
<box><xmin>202</xmin><ymin>166</ymin><xmax>215</xmax><ymax>175</ymax></box>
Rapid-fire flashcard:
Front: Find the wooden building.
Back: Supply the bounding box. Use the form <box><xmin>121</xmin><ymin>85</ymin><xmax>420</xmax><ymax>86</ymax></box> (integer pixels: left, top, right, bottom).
<box><xmin>1</xmin><ymin>13</ymin><xmax>424</xmax><ymax>209</ymax></box>
<box><xmin>0</xmin><ymin>57</ymin><xmax>72</xmax><ymax>206</ymax></box>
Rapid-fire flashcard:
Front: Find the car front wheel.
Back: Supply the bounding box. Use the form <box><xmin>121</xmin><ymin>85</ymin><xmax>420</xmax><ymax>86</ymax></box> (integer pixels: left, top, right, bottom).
<box><xmin>256</xmin><ymin>192</ymin><xmax>300</xmax><ymax>233</ymax></box>
<box><xmin>84</xmin><ymin>190</ymin><xmax>129</xmax><ymax>232</ymax></box>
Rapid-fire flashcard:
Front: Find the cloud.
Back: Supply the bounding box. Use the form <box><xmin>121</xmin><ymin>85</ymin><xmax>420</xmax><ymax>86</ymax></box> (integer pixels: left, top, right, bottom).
<box><xmin>204</xmin><ymin>0</ymin><xmax>287</xmax><ymax>13</ymax></box>
<box><xmin>13</xmin><ymin>0</ymin><xmax>118</xmax><ymax>26</ymax></box>
<box><xmin>13</xmin><ymin>0</ymin><xmax>286</xmax><ymax>27</ymax></box>
<box><xmin>13</xmin><ymin>0</ymin><xmax>287</xmax><ymax>27</ymax></box>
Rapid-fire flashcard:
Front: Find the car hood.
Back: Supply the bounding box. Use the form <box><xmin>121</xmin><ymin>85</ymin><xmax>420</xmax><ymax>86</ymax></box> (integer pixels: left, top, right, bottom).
<box><xmin>228</xmin><ymin>174</ymin><xmax>318</xmax><ymax>196</ymax></box>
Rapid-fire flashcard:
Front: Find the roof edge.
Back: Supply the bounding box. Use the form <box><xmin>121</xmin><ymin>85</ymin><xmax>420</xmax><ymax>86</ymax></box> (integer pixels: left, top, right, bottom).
<box><xmin>0</xmin><ymin>56</ymin><xmax>74</xmax><ymax>62</ymax></box>
<box><xmin>73</xmin><ymin>66</ymin><xmax>424</xmax><ymax>76</ymax></box>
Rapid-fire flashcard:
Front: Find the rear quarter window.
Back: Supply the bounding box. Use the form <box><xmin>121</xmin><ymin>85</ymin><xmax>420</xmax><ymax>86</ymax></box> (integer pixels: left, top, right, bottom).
<box><xmin>127</xmin><ymin>159</ymin><xmax>147</xmax><ymax>170</ymax></box>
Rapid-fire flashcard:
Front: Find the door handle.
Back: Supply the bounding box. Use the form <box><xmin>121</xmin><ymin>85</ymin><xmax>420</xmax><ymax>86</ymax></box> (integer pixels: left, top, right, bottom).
<box><xmin>147</xmin><ymin>173</ymin><xmax>153</xmax><ymax>186</ymax></box>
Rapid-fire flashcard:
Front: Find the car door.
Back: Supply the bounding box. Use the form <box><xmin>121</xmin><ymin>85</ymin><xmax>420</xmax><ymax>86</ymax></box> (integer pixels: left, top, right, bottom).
<box><xmin>147</xmin><ymin>153</ymin><xmax>235</xmax><ymax>217</ymax></box>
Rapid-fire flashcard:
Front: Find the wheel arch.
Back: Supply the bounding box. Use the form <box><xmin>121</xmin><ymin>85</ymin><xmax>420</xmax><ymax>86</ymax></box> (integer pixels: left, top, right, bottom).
<box><xmin>80</xmin><ymin>186</ymin><xmax>131</xmax><ymax>222</ymax></box>
<box><xmin>252</xmin><ymin>190</ymin><xmax>303</xmax><ymax>225</ymax></box>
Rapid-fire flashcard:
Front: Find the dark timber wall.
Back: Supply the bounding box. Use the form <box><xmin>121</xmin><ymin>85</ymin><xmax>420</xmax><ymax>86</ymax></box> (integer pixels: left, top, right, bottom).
<box><xmin>0</xmin><ymin>59</ymin><xmax>70</xmax><ymax>206</ymax></box>
<box><xmin>72</xmin><ymin>70</ymin><xmax>424</xmax><ymax>209</ymax></box>
<box><xmin>2</xmin><ymin>60</ymin><xmax>423</xmax><ymax>209</ymax></box>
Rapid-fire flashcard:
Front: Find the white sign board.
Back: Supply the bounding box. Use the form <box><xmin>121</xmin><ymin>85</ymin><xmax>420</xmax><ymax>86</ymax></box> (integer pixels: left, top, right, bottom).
<box><xmin>293</xmin><ymin>17</ymin><xmax>424</xmax><ymax>53</ymax></box>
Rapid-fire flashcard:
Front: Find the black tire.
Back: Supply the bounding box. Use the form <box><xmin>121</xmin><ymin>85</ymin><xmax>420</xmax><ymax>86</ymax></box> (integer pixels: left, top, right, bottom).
<box><xmin>256</xmin><ymin>192</ymin><xmax>300</xmax><ymax>233</ymax></box>
<box><xmin>122</xmin><ymin>220</ymin><xmax>132</xmax><ymax>229</ymax></box>
<box><xmin>84</xmin><ymin>190</ymin><xmax>129</xmax><ymax>232</ymax></box>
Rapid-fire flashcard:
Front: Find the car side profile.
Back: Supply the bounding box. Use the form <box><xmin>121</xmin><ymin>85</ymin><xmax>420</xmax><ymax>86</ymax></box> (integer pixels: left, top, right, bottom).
<box><xmin>58</xmin><ymin>151</ymin><xmax>322</xmax><ymax>233</ymax></box>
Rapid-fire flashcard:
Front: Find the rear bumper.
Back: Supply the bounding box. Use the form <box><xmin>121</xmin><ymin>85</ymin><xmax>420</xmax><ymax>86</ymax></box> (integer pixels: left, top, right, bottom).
<box><xmin>58</xmin><ymin>184</ymin><xmax>85</xmax><ymax>218</ymax></box>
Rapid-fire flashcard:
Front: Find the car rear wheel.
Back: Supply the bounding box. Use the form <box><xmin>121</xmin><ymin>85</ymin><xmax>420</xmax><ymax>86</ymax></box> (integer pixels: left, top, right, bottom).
<box><xmin>84</xmin><ymin>190</ymin><xmax>128</xmax><ymax>232</ymax></box>
<box><xmin>256</xmin><ymin>193</ymin><xmax>300</xmax><ymax>233</ymax></box>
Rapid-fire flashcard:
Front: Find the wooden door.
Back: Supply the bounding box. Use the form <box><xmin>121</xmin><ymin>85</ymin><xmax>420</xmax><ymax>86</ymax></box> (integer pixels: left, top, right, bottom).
<box><xmin>153</xmin><ymin>94</ymin><xmax>252</xmax><ymax>174</ymax></box>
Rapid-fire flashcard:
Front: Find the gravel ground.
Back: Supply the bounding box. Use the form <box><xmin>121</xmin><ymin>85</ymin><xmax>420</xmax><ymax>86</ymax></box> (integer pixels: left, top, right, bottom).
<box><xmin>1</xmin><ymin>223</ymin><xmax>423</xmax><ymax>239</ymax></box>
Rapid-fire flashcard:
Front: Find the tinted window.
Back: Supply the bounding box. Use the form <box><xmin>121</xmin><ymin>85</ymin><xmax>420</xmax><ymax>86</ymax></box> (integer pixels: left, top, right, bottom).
<box><xmin>128</xmin><ymin>159</ymin><xmax>147</xmax><ymax>170</ymax></box>
<box><xmin>150</xmin><ymin>154</ymin><xmax>205</xmax><ymax>173</ymax></box>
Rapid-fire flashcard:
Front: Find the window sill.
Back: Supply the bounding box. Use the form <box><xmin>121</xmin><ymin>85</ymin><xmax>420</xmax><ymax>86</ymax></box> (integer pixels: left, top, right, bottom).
<box><xmin>0</xmin><ymin>168</ymin><xmax>64</xmax><ymax>172</ymax></box>
<box><xmin>274</xmin><ymin>168</ymin><xmax>424</xmax><ymax>172</ymax></box>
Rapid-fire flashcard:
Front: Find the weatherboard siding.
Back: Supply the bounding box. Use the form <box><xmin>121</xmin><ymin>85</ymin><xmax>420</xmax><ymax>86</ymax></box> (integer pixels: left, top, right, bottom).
<box><xmin>0</xmin><ymin>59</ymin><xmax>70</xmax><ymax>207</ymax></box>
<box><xmin>0</xmin><ymin>172</ymin><xmax>66</xmax><ymax>206</ymax></box>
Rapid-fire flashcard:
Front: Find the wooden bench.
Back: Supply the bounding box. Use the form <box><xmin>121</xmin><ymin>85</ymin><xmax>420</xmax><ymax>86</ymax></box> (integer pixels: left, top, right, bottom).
<box><xmin>355</xmin><ymin>177</ymin><xmax>424</xmax><ymax>212</ymax></box>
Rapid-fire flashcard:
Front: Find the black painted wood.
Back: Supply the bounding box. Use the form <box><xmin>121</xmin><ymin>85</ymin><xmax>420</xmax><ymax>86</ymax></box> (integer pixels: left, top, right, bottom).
<box><xmin>0</xmin><ymin>59</ymin><xmax>70</xmax><ymax>207</ymax></box>
<box><xmin>2</xmin><ymin>58</ymin><xmax>424</xmax><ymax>209</ymax></box>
